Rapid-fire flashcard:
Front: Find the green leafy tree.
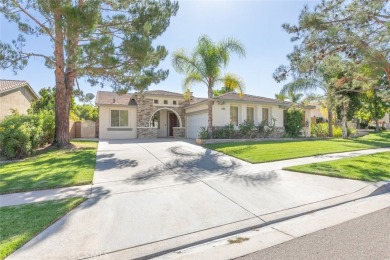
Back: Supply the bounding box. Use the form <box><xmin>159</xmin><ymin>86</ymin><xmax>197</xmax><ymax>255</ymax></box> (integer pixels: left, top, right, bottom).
<box><xmin>30</xmin><ymin>87</ymin><xmax>56</xmax><ymax>113</ymax></box>
<box><xmin>285</xmin><ymin>107</ymin><xmax>305</xmax><ymax>137</ymax></box>
<box><xmin>72</xmin><ymin>104</ymin><xmax>99</xmax><ymax>122</ymax></box>
<box><xmin>356</xmin><ymin>88</ymin><xmax>390</xmax><ymax>132</ymax></box>
<box><xmin>274</xmin><ymin>0</ymin><xmax>389</xmax><ymax>137</ymax></box>
<box><xmin>276</xmin><ymin>0</ymin><xmax>390</xmax><ymax>84</ymax></box>
<box><xmin>172</xmin><ymin>35</ymin><xmax>246</xmax><ymax>136</ymax></box>
<box><xmin>1</xmin><ymin>0</ymin><xmax>178</xmax><ymax>147</ymax></box>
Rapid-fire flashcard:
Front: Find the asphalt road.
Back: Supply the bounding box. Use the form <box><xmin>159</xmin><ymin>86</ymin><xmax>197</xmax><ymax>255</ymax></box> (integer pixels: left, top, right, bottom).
<box><xmin>238</xmin><ymin>206</ymin><xmax>390</xmax><ymax>260</ymax></box>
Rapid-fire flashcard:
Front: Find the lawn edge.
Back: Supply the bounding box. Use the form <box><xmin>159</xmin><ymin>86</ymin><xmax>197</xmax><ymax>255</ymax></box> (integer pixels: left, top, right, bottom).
<box><xmin>0</xmin><ymin>182</ymin><xmax>93</xmax><ymax>195</ymax></box>
<box><xmin>210</xmin><ymin>146</ymin><xmax>389</xmax><ymax>164</ymax></box>
<box><xmin>283</xmin><ymin>151</ymin><xmax>390</xmax><ymax>182</ymax></box>
<box><xmin>1</xmin><ymin>197</ymin><xmax>87</xmax><ymax>260</ymax></box>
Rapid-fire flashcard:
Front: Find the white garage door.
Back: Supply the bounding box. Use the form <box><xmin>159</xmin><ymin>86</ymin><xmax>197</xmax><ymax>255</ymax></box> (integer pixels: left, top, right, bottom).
<box><xmin>187</xmin><ymin>112</ymin><xmax>208</xmax><ymax>139</ymax></box>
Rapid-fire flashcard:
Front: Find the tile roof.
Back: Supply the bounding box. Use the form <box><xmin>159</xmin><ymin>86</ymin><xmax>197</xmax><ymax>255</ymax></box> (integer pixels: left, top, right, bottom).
<box><xmin>95</xmin><ymin>91</ymin><xmax>137</xmax><ymax>106</ymax></box>
<box><xmin>215</xmin><ymin>92</ymin><xmax>291</xmax><ymax>105</ymax></box>
<box><xmin>142</xmin><ymin>90</ymin><xmax>184</xmax><ymax>97</ymax></box>
<box><xmin>0</xmin><ymin>79</ymin><xmax>38</xmax><ymax>98</ymax></box>
<box><xmin>188</xmin><ymin>97</ymin><xmax>207</xmax><ymax>105</ymax></box>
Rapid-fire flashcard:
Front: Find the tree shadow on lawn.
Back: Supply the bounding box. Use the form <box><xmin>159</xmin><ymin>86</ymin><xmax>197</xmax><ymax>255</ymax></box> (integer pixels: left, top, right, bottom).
<box><xmin>0</xmin><ymin>148</ymin><xmax>97</xmax><ymax>194</ymax></box>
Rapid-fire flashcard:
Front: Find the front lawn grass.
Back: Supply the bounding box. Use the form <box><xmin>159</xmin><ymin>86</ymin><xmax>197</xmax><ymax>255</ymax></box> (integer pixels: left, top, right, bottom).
<box><xmin>284</xmin><ymin>152</ymin><xmax>390</xmax><ymax>182</ymax></box>
<box><xmin>0</xmin><ymin>141</ymin><xmax>98</xmax><ymax>194</ymax></box>
<box><xmin>0</xmin><ymin>197</ymin><xmax>86</xmax><ymax>260</ymax></box>
<box><xmin>205</xmin><ymin>131</ymin><xmax>390</xmax><ymax>163</ymax></box>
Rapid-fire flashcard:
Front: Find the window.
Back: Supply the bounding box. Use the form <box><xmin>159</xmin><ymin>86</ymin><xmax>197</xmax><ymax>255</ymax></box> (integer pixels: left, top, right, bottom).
<box><xmin>247</xmin><ymin>107</ymin><xmax>254</xmax><ymax>124</ymax></box>
<box><xmin>262</xmin><ymin>108</ymin><xmax>269</xmax><ymax>125</ymax></box>
<box><xmin>173</xmin><ymin>100</ymin><xmax>177</xmax><ymax>105</ymax></box>
<box><xmin>164</xmin><ymin>100</ymin><xmax>168</xmax><ymax>104</ymax></box>
<box><xmin>150</xmin><ymin>111</ymin><xmax>160</xmax><ymax>128</ymax></box>
<box><xmin>154</xmin><ymin>99</ymin><xmax>159</xmax><ymax>104</ymax></box>
<box><xmin>230</xmin><ymin>106</ymin><xmax>239</xmax><ymax>126</ymax></box>
<box><xmin>111</xmin><ymin>110</ymin><xmax>128</xmax><ymax>127</ymax></box>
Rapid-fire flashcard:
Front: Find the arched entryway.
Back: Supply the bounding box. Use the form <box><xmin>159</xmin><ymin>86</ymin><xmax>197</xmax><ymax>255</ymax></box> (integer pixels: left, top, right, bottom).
<box><xmin>149</xmin><ymin>108</ymin><xmax>182</xmax><ymax>137</ymax></box>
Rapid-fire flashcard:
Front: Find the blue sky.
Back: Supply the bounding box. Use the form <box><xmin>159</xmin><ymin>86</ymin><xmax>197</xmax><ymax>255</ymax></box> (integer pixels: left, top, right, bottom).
<box><xmin>1</xmin><ymin>0</ymin><xmax>318</xmax><ymax>101</ymax></box>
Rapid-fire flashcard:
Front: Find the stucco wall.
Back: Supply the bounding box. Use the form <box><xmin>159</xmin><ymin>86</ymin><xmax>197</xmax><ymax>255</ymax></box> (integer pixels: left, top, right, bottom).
<box><xmin>0</xmin><ymin>87</ymin><xmax>36</xmax><ymax>120</ymax></box>
<box><xmin>186</xmin><ymin>102</ymin><xmax>288</xmax><ymax>127</ymax></box>
<box><xmin>99</xmin><ymin>105</ymin><xmax>137</xmax><ymax>139</ymax></box>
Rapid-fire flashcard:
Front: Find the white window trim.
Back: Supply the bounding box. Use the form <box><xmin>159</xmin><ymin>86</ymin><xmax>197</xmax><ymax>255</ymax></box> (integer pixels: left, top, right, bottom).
<box><xmin>110</xmin><ymin>109</ymin><xmax>129</xmax><ymax>128</ymax></box>
<box><xmin>262</xmin><ymin>107</ymin><xmax>270</xmax><ymax>125</ymax></box>
<box><xmin>230</xmin><ymin>105</ymin><xmax>239</xmax><ymax>126</ymax></box>
<box><xmin>247</xmin><ymin>106</ymin><xmax>255</xmax><ymax>123</ymax></box>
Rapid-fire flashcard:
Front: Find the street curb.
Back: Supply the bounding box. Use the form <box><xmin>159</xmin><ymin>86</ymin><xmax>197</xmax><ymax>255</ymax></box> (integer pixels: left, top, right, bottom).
<box><xmin>94</xmin><ymin>181</ymin><xmax>390</xmax><ymax>260</ymax></box>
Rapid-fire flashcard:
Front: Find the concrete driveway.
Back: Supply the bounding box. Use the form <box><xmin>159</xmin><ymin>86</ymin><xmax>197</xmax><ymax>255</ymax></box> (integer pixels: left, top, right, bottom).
<box><xmin>9</xmin><ymin>139</ymin><xmax>376</xmax><ymax>259</ymax></box>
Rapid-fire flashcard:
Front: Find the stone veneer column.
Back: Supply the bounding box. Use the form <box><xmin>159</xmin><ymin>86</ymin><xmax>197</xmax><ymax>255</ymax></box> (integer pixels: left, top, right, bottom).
<box><xmin>135</xmin><ymin>95</ymin><xmax>187</xmax><ymax>138</ymax></box>
<box><xmin>173</xmin><ymin>127</ymin><xmax>186</xmax><ymax>138</ymax></box>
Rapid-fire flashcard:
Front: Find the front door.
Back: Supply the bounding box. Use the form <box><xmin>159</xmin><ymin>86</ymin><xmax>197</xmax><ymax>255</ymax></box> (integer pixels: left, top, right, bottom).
<box><xmin>168</xmin><ymin>112</ymin><xmax>178</xmax><ymax>137</ymax></box>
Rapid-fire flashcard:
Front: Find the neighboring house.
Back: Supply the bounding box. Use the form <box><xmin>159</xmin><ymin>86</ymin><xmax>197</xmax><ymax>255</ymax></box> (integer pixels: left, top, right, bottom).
<box><xmin>0</xmin><ymin>80</ymin><xmax>38</xmax><ymax>120</ymax></box>
<box><xmin>379</xmin><ymin>113</ymin><xmax>390</xmax><ymax>129</ymax></box>
<box><xmin>96</xmin><ymin>90</ymin><xmax>314</xmax><ymax>139</ymax></box>
<box><xmin>310</xmin><ymin>102</ymin><xmax>327</xmax><ymax>120</ymax></box>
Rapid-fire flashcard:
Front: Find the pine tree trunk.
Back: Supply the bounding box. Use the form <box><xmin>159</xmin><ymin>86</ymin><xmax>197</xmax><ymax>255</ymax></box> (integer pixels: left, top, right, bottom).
<box><xmin>53</xmin><ymin>8</ymin><xmax>70</xmax><ymax>147</ymax></box>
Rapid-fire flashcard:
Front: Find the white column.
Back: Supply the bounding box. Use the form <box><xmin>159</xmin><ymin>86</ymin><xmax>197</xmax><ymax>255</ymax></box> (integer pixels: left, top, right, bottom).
<box><xmin>241</xmin><ymin>104</ymin><xmax>247</xmax><ymax>124</ymax></box>
<box><xmin>256</xmin><ymin>105</ymin><xmax>262</xmax><ymax>124</ymax></box>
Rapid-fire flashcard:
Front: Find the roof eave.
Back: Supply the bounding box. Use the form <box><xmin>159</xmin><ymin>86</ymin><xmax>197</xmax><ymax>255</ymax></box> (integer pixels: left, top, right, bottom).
<box><xmin>0</xmin><ymin>82</ymin><xmax>39</xmax><ymax>99</ymax></box>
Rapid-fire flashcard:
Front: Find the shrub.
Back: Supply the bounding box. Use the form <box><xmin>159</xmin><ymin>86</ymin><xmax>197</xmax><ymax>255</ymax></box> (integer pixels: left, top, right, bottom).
<box><xmin>38</xmin><ymin>110</ymin><xmax>55</xmax><ymax>145</ymax></box>
<box><xmin>359</xmin><ymin>121</ymin><xmax>368</xmax><ymax>129</ymax></box>
<box><xmin>198</xmin><ymin>127</ymin><xmax>210</xmax><ymax>139</ymax></box>
<box><xmin>0</xmin><ymin>113</ymin><xmax>34</xmax><ymax>159</ymax></box>
<box><xmin>224</xmin><ymin>124</ymin><xmax>235</xmax><ymax>139</ymax></box>
<box><xmin>311</xmin><ymin>123</ymin><xmax>329</xmax><ymax>137</ymax></box>
<box><xmin>0</xmin><ymin>111</ymin><xmax>55</xmax><ymax>159</ymax></box>
<box><xmin>213</xmin><ymin>128</ymin><xmax>225</xmax><ymax>139</ymax></box>
<box><xmin>239</xmin><ymin>120</ymin><xmax>255</xmax><ymax>138</ymax></box>
<box><xmin>285</xmin><ymin>107</ymin><xmax>304</xmax><ymax>137</ymax></box>
<box><xmin>257</xmin><ymin>118</ymin><xmax>277</xmax><ymax>138</ymax></box>
<box><xmin>315</xmin><ymin>117</ymin><xmax>325</xmax><ymax>124</ymax></box>
<box><xmin>333</xmin><ymin>126</ymin><xmax>342</xmax><ymax>138</ymax></box>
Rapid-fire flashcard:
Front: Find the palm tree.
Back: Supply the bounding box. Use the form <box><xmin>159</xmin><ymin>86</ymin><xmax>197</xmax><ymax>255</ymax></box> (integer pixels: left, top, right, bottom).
<box><xmin>275</xmin><ymin>90</ymin><xmax>303</xmax><ymax>103</ymax></box>
<box><xmin>172</xmin><ymin>35</ymin><xmax>246</xmax><ymax>135</ymax></box>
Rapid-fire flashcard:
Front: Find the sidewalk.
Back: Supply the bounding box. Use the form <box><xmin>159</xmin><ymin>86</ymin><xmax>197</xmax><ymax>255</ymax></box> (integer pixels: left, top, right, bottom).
<box><xmin>160</xmin><ymin>193</ymin><xmax>390</xmax><ymax>260</ymax></box>
<box><xmin>0</xmin><ymin>185</ymin><xmax>91</xmax><ymax>207</ymax></box>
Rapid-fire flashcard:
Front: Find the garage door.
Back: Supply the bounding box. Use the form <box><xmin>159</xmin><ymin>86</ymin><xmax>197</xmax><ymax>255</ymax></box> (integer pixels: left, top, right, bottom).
<box><xmin>187</xmin><ymin>112</ymin><xmax>208</xmax><ymax>138</ymax></box>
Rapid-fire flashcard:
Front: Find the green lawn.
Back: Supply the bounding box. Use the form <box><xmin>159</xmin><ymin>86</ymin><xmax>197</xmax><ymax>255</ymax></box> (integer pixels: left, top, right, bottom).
<box><xmin>284</xmin><ymin>152</ymin><xmax>390</xmax><ymax>182</ymax></box>
<box><xmin>0</xmin><ymin>197</ymin><xmax>85</xmax><ymax>260</ymax></box>
<box><xmin>205</xmin><ymin>131</ymin><xmax>390</xmax><ymax>163</ymax></box>
<box><xmin>0</xmin><ymin>141</ymin><xmax>98</xmax><ymax>194</ymax></box>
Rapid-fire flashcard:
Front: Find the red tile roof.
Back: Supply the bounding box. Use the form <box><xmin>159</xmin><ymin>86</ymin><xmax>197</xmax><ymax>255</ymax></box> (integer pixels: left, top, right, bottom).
<box><xmin>0</xmin><ymin>79</ymin><xmax>38</xmax><ymax>98</ymax></box>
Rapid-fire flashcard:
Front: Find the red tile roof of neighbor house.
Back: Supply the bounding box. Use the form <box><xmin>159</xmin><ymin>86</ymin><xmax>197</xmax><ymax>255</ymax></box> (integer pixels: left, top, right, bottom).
<box><xmin>0</xmin><ymin>79</ymin><xmax>39</xmax><ymax>99</ymax></box>
<box><xmin>95</xmin><ymin>91</ymin><xmax>137</xmax><ymax>106</ymax></box>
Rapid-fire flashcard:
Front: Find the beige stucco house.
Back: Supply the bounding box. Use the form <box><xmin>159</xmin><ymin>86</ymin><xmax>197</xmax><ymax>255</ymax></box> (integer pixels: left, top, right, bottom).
<box><xmin>96</xmin><ymin>90</ymin><xmax>314</xmax><ymax>139</ymax></box>
<box><xmin>0</xmin><ymin>80</ymin><xmax>38</xmax><ymax>120</ymax></box>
